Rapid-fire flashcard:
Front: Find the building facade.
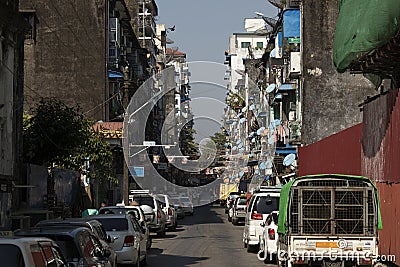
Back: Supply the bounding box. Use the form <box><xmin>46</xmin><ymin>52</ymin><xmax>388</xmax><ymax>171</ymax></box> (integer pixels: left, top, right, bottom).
<box><xmin>0</xmin><ymin>0</ymin><xmax>28</xmax><ymax>229</ymax></box>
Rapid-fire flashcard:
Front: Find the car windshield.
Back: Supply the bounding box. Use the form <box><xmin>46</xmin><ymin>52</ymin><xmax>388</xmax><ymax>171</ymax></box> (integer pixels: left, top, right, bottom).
<box><xmin>255</xmin><ymin>196</ymin><xmax>279</xmax><ymax>214</ymax></box>
<box><xmin>99</xmin><ymin>208</ymin><xmax>140</xmax><ymax>220</ymax></box>
<box><xmin>0</xmin><ymin>244</ymin><xmax>25</xmax><ymax>267</ymax></box>
<box><xmin>131</xmin><ymin>196</ymin><xmax>155</xmax><ymax>208</ymax></box>
<box><xmin>237</xmin><ymin>198</ymin><xmax>247</xmax><ymax>205</ymax></box>
<box><xmin>94</xmin><ymin>218</ymin><xmax>128</xmax><ymax>231</ymax></box>
<box><xmin>170</xmin><ymin>198</ymin><xmax>181</xmax><ymax>205</ymax></box>
<box><xmin>181</xmin><ymin>197</ymin><xmax>191</xmax><ymax>202</ymax></box>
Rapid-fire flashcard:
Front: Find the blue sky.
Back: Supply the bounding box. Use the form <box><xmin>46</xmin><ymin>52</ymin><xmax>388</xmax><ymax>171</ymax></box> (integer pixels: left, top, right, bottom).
<box><xmin>156</xmin><ymin>0</ymin><xmax>278</xmax><ymax>142</ymax></box>
<box><xmin>157</xmin><ymin>0</ymin><xmax>278</xmax><ymax>62</ymax></box>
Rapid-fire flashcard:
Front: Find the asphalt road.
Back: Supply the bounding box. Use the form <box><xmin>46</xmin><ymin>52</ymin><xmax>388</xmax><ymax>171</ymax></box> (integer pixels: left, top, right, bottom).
<box><xmin>147</xmin><ymin>204</ymin><xmax>275</xmax><ymax>267</ymax></box>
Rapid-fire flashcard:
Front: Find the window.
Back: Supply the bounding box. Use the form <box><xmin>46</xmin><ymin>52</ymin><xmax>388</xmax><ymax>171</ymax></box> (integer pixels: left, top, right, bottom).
<box><xmin>256</xmin><ymin>42</ymin><xmax>264</xmax><ymax>49</ymax></box>
<box><xmin>255</xmin><ymin>196</ymin><xmax>279</xmax><ymax>214</ymax></box>
<box><xmin>241</xmin><ymin>42</ymin><xmax>250</xmax><ymax>48</ymax></box>
<box><xmin>0</xmin><ymin>244</ymin><xmax>25</xmax><ymax>267</ymax></box>
<box><xmin>95</xmin><ymin>218</ymin><xmax>128</xmax><ymax>231</ymax></box>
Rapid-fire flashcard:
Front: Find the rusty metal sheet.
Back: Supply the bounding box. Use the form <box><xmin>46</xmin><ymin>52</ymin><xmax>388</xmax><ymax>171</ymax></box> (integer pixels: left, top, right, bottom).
<box><xmin>362</xmin><ymin>89</ymin><xmax>400</xmax><ymax>183</ymax></box>
<box><xmin>376</xmin><ymin>183</ymin><xmax>400</xmax><ymax>265</ymax></box>
<box><xmin>298</xmin><ymin>124</ymin><xmax>362</xmax><ymax>176</ymax></box>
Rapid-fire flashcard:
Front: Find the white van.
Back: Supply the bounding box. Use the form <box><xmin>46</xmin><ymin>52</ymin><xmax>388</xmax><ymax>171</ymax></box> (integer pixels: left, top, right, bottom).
<box><xmin>243</xmin><ymin>186</ymin><xmax>281</xmax><ymax>252</ymax></box>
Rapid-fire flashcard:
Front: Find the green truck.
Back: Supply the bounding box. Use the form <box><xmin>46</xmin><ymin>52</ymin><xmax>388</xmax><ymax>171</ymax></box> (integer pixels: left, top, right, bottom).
<box><xmin>277</xmin><ymin>174</ymin><xmax>382</xmax><ymax>267</ymax></box>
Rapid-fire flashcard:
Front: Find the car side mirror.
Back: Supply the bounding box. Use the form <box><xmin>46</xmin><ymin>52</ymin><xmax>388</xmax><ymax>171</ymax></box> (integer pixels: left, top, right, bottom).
<box><xmin>260</xmin><ymin>222</ymin><xmax>265</xmax><ymax>227</ymax></box>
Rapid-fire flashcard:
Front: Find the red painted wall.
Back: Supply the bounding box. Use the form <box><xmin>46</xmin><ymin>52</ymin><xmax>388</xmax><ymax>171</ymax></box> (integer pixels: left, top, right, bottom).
<box><xmin>361</xmin><ymin>89</ymin><xmax>400</xmax><ymax>265</ymax></box>
<box><xmin>298</xmin><ymin>124</ymin><xmax>362</xmax><ymax>176</ymax></box>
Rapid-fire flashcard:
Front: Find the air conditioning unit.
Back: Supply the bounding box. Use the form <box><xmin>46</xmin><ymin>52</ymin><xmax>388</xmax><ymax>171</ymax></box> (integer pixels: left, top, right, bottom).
<box><xmin>289</xmin><ymin>52</ymin><xmax>301</xmax><ymax>77</ymax></box>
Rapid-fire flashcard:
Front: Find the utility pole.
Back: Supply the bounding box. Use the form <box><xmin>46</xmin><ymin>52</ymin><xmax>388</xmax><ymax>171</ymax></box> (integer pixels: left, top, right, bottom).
<box><xmin>123</xmin><ymin>66</ymin><xmax>130</xmax><ymax>205</ymax></box>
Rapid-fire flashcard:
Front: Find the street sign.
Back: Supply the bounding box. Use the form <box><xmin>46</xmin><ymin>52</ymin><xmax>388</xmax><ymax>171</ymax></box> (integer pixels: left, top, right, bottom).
<box><xmin>129</xmin><ymin>166</ymin><xmax>145</xmax><ymax>177</ymax></box>
<box><xmin>288</xmin><ymin>37</ymin><xmax>300</xmax><ymax>43</ymax></box>
<box><xmin>143</xmin><ymin>141</ymin><xmax>156</xmax><ymax>146</ymax></box>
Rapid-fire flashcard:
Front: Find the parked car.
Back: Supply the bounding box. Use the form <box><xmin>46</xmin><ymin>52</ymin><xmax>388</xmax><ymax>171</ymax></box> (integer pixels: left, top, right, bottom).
<box><xmin>98</xmin><ymin>205</ymin><xmax>151</xmax><ymax>250</ymax></box>
<box><xmin>129</xmin><ymin>191</ymin><xmax>167</xmax><ymax>237</ymax></box>
<box><xmin>179</xmin><ymin>196</ymin><xmax>194</xmax><ymax>216</ymax></box>
<box><xmin>259</xmin><ymin>211</ymin><xmax>279</xmax><ymax>262</ymax></box>
<box><xmin>14</xmin><ymin>226</ymin><xmax>113</xmax><ymax>267</ymax></box>
<box><xmin>231</xmin><ymin>195</ymin><xmax>247</xmax><ymax>225</ymax></box>
<box><xmin>89</xmin><ymin>214</ymin><xmax>148</xmax><ymax>266</ymax></box>
<box><xmin>243</xmin><ymin>186</ymin><xmax>281</xmax><ymax>252</ymax></box>
<box><xmin>156</xmin><ymin>194</ymin><xmax>178</xmax><ymax>230</ymax></box>
<box><xmin>0</xmin><ymin>236</ymin><xmax>68</xmax><ymax>267</ymax></box>
<box><xmin>35</xmin><ymin>218</ymin><xmax>116</xmax><ymax>266</ymax></box>
<box><xmin>225</xmin><ymin>192</ymin><xmax>241</xmax><ymax>214</ymax></box>
<box><xmin>170</xmin><ymin>197</ymin><xmax>185</xmax><ymax>219</ymax></box>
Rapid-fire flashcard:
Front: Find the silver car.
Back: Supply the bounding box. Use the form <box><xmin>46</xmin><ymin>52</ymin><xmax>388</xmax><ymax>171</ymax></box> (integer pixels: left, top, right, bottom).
<box><xmin>156</xmin><ymin>194</ymin><xmax>178</xmax><ymax>230</ymax></box>
<box><xmin>99</xmin><ymin>205</ymin><xmax>152</xmax><ymax>250</ymax></box>
<box><xmin>89</xmin><ymin>214</ymin><xmax>148</xmax><ymax>266</ymax></box>
<box><xmin>180</xmin><ymin>196</ymin><xmax>194</xmax><ymax>216</ymax></box>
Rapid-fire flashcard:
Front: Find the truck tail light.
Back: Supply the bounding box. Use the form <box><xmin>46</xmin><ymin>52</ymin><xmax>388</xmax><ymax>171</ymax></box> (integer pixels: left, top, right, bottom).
<box><xmin>251</xmin><ymin>213</ymin><xmax>263</xmax><ymax>220</ymax></box>
<box><xmin>268</xmin><ymin>228</ymin><xmax>275</xmax><ymax>240</ymax></box>
<box><xmin>168</xmin><ymin>208</ymin><xmax>173</xmax><ymax>216</ymax></box>
<box><xmin>157</xmin><ymin>210</ymin><xmax>162</xmax><ymax>219</ymax></box>
<box><xmin>123</xmin><ymin>235</ymin><xmax>135</xmax><ymax>247</ymax></box>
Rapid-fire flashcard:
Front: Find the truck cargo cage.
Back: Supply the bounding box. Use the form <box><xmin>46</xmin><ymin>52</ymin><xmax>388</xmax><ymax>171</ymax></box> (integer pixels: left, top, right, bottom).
<box><xmin>289</xmin><ymin>179</ymin><xmax>376</xmax><ymax>236</ymax></box>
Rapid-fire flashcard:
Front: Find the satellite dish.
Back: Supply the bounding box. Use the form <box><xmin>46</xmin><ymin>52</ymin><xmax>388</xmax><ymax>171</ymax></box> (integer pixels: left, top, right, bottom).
<box><xmin>266</xmin><ymin>83</ymin><xmax>276</xmax><ymax>93</ymax></box>
<box><xmin>236</xmin><ymin>139</ymin><xmax>242</xmax><ymax>145</ymax></box>
<box><xmin>274</xmin><ymin>119</ymin><xmax>281</xmax><ymax>127</ymax></box>
<box><xmin>259</xmin><ymin>162</ymin><xmax>266</xmax><ymax>170</ymax></box>
<box><xmin>268</xmin><ymin>135</ymin><xmax>275</xmax><ymax>145</ymax></box>
<box><xmin>283</xmin><ymin>153</ymin><xmax>296</xmax><ymax>166</ymax></box>
<box><xmin>240</xmin><ymin>118</ymin><xmax>246</xmax><ymax>124</ymax></box>
<box><xmin>249</xmin><ymin>104</ymin><xmax>255</xmax><ymax>111</ymax></box>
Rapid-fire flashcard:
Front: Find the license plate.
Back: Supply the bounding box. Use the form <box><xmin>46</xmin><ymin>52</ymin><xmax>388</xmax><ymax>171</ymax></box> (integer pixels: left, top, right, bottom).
<box><xmin>316</xmin><ymin>242</ymin><xmax>339</xmax><ymax>248</ymax></box>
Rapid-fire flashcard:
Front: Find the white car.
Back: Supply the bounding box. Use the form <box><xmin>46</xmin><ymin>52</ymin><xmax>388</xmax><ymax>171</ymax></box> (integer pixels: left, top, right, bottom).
<box><xmin>98</xmin><ymin>205</ymin><xmax>152</xmax><ymax>250</ymax></box>
<box><xmin>129</xmin><ymin>191</ymin><xmax>167</xmax><ymax>236</ymax></box>
<box><xmin>89</xmin><ymin>214</ymin><xmax>148</xmax><ymax>266</ymax></box>
<box><xmin>259</xmin><ymin>211</ymin><xmax>279</xmax><ymax>262</ymax></box>
<box><xmin>180</xmin><ymin>196</ymin><xmax>194</xmax><ymax>216</ymax></box>
<box><xmin>231</xmin><ymin>196</ymin><xmax>247</xmax><ymax>225</ymax></box>
<box><xmin>243</xmin><ymin>186</ymin><xmax>281</xmax><ymax>252</ymax></box>
<box><xmin>156</xmin><ymin>194</ymin><xmax>178</xmax><ymax>230</ymax></box>
<box><xmin>0</xmin><ymin>236</ymin><xmax>67</xmax><ymax>266</ymax></box>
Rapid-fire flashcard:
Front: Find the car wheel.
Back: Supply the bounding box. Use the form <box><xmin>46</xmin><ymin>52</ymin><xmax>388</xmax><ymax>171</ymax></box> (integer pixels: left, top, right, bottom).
<box><xmin>134</xmin><ymin>251</ymin><xmax>141</xmax><ymax>267</ymax></box>
<box><xmin>140</xmin><ymin>250</ymin><xmax>148</xmax><ymax>266</ymax></box>
<box><xmin>146</xmin><ymin>237</ymin><xmax>152</xmax><ymax>250</ymax></box>
<box><xmin>247</xmin><ymin>244</ymin><xmax>259</xmax><ymax>253</ymax></box>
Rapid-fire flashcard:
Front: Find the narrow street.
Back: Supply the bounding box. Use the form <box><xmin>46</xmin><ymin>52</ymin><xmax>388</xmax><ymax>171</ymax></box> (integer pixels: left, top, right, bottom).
<box><xmin>147</xmin><ymin>205</ymin><xmax>273</xmax><ymax>267</ymax></box>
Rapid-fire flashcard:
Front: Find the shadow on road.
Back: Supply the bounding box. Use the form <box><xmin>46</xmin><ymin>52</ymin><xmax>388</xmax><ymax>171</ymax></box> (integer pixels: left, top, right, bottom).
<box><xmin>148</xmin><ymin>247</ymin><xmax>209</xmax><ymax>266</ymax></box>
<box><xmin>178</xmin><ymin>205</ymin><xmax>225</xmax><ymax>225</ymax></box>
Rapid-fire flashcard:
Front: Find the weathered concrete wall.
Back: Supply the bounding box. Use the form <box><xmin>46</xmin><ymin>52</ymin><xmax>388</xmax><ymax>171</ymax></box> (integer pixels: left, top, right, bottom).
<box><xmin>301</xmin><ymin>0</ymin><xmax>376</xmax><ymax>145</ymax></box>
<box><xmin>20</xmin><ymin>0</ymin><xmax>106</xmax><ymax>120</ymax></box>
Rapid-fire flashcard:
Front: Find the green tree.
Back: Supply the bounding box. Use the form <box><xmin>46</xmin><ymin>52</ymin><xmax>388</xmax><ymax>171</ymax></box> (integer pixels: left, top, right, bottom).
<box><xmin>23</xmin><ymin>98</ymin><xmax>115</xmax><ymax>182</ymax></box>
<box><xmin>180</xmin><ymin>127</ymin><xmax>199</xmax><ymax>158</ymax></box>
